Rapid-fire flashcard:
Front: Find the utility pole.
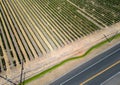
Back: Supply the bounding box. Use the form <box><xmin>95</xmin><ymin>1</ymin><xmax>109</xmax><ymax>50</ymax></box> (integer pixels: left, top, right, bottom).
<box><xmin>0</xmin><ymin>59</ymin><xmax>25</xmax><ymax>85</ymax></box>
<box><xmin>103</xmin><ymin>34</ymin><xmax>111</xmax><ymax>42</ymax></box>
<box><xmin>20</xmin><ymin>59</ymin><xmax>24</xmax><ymax>85</ymax></box>
<box><xmin>103</xmin><ymin>31</ymin><xmax>119</xmax><ymax>43</ymax></box>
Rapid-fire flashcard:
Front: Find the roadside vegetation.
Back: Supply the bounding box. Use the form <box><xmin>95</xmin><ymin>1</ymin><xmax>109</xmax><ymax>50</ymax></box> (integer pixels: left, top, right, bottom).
<box><xmin>22</xmin><ymin>33</ymin><xmax>120</xmax><ymax>85</ymax></box>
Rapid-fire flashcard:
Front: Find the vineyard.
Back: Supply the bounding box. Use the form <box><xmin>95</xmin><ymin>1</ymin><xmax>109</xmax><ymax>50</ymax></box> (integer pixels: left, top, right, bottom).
<box><xmin>0</xmin><ymin>0</ymin><xmax>120</xmax><ymax>84</ymax></box>
<box><xmin>70</xmin><ymin>0</ymin><xmax>120</xmax><ymax>26</ymax></box>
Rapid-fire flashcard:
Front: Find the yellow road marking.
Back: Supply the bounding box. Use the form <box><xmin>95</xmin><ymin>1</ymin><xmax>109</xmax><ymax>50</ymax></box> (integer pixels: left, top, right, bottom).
<box><xmin>80</xmin><ymin>60</ymin><xmax>120</xmax><ymax>85</ymax></box>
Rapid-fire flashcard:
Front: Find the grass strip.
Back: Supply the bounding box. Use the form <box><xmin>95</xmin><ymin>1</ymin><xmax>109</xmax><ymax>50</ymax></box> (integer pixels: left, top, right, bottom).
<box><xmin>22</xmin><ymin>33</ymin><xmax>120</xmax><ymax>85</ymax></box>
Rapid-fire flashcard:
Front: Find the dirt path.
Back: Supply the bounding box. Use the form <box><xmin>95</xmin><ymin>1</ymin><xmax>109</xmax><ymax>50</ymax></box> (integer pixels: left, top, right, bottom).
<box><xmin>26</xmin><ymin>22</ymin><xmax>120</xmax><ymax>85</ymax></box>
<box><xmin>0</xmin><ymin>22</ymin><xmax>120</xmax><ymax>85</ymax></box>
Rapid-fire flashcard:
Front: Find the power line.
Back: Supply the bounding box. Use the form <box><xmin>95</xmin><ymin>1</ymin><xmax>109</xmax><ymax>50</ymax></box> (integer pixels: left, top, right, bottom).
<box><xmin>0</xmin><ymin>75</ymin><xmax>17</xmax><ymax>85</ymax></box>
<box><xmin>103</xmin><ymin>31</ymin><xmax>119</xmax><ymax>43</ymax></box>
<box><xmin>103</xmin><ymin>34</ymin><xmax>111</xmax><ymax>42</ymax></box>
<box><xmin>19</xmin><ymin>59</ymin><xmax>24</xmax><ymax>85</ymax></box>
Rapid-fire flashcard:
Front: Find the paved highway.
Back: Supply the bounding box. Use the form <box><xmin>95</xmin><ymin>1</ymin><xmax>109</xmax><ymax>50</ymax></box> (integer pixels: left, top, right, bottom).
<box><xmin>101</xmin><ymin>72</ymin><xmax>120</xmax><ymax>85</ymax></box>
<box><xmin>50</xmin><ymin>43</ymin><xmax>120</xmax><ymax>85</ymax></box>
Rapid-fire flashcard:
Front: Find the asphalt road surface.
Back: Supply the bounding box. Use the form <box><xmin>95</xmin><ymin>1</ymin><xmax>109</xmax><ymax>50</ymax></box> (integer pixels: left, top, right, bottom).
<box><xmin>101</xmin><ymin>72</ymin><xmax>120</xmax><ymax>85</ymax></box>
<box><xmin>50</xmin><ymin>43</ymin><xmax>120</xmax><ymax>85</ymax></box>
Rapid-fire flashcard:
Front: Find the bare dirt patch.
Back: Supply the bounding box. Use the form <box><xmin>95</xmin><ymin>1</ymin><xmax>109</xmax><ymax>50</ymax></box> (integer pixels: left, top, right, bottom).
<box><xmin>26</xmin><ymin>23</ymin><xmax>120</xmax><ymax>85</ymax></box>
<box><xmin>0</xmin><ymin>23</ymin><xmax>120</xmax><ymax>85</ymax></box>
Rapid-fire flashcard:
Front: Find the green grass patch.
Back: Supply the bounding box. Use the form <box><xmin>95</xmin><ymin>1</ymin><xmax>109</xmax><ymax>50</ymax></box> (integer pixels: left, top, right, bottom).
<box><xmin>22</xmin><ymin>33</ymin><xmax>120</xmax><ymax>85</ymax></box>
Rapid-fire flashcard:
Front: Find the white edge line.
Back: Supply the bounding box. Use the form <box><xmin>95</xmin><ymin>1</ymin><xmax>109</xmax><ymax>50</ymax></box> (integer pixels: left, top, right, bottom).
<box><xmin>60</xmin><ymin>48</ymin><xmax>120</xmax><ymax>85</ymax></box>
<box><xmin>50</xmin><ymin>42</ymin><xmax>120</xmax><ymax>85</ymax></box>
<box><xmin>100</xmin><ymin>72</ymin><xmax>120</xmax><ymax>85</ymax></box>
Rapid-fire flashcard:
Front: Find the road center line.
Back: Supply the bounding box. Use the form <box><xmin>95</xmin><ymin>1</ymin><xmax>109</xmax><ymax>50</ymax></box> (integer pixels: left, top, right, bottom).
<box><xmin>80</xmin><ymin>60</ymin><xmax>120</xmax><ymax>85</ymax></box>
<box><xmin>100</xmin><ymin>72</ymin><xmax>120</xmax><ymax>85</ymax></box>
<box><xmin>60</xmin><ymin>48</ymin><xmax>120</xmax><ymax>85</ymax></box>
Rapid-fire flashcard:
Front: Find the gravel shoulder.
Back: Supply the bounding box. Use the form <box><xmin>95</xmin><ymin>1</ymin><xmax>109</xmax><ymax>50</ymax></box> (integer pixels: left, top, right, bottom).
<box><xmin>1</xmin><ymin>22</ymin><xmax>120</xmax><ymax>85</ymax></box>
<box><xmin>26</xmin><ymin>23</ymin><xmax>120</xmax><ymax>85</ymax></box>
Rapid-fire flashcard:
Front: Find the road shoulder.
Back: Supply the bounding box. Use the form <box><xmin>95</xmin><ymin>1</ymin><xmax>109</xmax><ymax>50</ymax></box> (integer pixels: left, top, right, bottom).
<box><xmin>26</xmin><ymin>31</ymin><xmax>120</xmax><ymax>85</ymax></box>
